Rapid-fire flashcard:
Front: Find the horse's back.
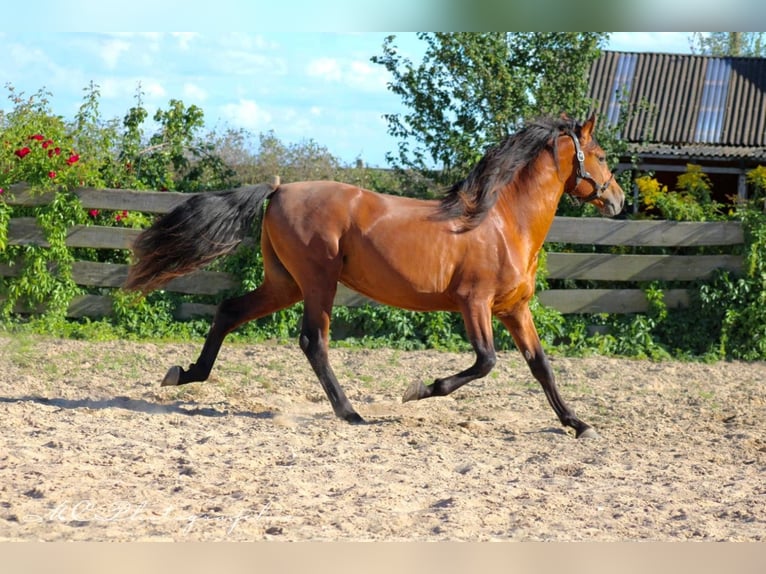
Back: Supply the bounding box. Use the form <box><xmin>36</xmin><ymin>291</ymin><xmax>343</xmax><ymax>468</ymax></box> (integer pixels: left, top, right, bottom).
<box><xmin>267</xmin><ymin>180</ymin><xmax>435</xmax><ymax>235</ymax></box>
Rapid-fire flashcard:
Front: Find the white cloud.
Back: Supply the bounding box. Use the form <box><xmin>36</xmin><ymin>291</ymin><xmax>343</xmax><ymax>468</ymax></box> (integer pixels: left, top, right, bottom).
<box><xmin>214</xmin><ymin>50</ymin><xmax>286</xmax><ymax>76</ymax></box>
<box><xmin>81</xmin><ymin>33</ymin><xmax>166</xmax><ymax>71</ymax></box>
<box><xmin>99</xmin><ymin>78</ymin><xmax>166</xmax><ymax>100</ymax></box>
<box><xmin>347</xmin><ymin>60</ymin><xmax>387</xmax><ymax>91</ymax></box>
<box><xmin>306</xmin><ymin>57</ymin><xmax>342</xmax><ymax>81</ymax></box>
<box><xmin>206</xmin><ymin>34</ymin><xmax>286</xmax><ymax>77</ymax></box>
<box><xmin>6</xmin><ymin>43</ymin><xmax>50</xmax><ymax>69</ymax></box>
<box><xmin>220</xmin><ymin>99</ymin><xmax>272</xmax><ymax>130</ymax></box>
<box><xmin>219</xmin><ymin>33</ymin><xmax>278</xmax><ymax>52</ymax></box>
<box><xmin>171</xmin><ymin>32</ymin><xmax>198</xmax><ymax>51</ymax></box>
<box><xmin>139</xmin><ymin>80</ymin><xmax>166</xmax><ymax>100</ymax></box>
<box><xmin>305</xmin><ymin>57</ymin><xmax>388</xmax><ymax>92</ymax></box>
<box><xmin>98</xmin><ymin>78</ymin><xmax>127</xmax><ymax>99</ymax></box>
<box><xmin>100</xmin><ymin>38</ymin><xmax>131</xmax><ymax>69</ymax></box>
<box><xmin>182</xmin><ymin>82</ymin><xmax>208</xmax><ymax>102</ymax></box>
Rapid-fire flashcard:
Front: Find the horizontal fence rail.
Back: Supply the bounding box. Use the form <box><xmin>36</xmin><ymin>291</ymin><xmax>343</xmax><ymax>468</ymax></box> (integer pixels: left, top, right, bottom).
<box><xmin>1</xmin><ymin>184</ymin><xmax>745</xmax><ymax>317</ymax></box>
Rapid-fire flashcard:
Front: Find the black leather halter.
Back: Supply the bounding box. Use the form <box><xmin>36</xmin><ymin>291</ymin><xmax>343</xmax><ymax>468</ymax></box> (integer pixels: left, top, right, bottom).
<box><xmin>567</xmin><ymin>131</ymin><xmax>614</xmax><ymax>203</ymax></box>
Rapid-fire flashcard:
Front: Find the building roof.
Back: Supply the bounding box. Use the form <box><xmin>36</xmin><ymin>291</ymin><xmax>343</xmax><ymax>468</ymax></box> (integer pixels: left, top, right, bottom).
<box><xmin>588</xmin><ymin>50</ymin><xmax>766</xmax><ymax>161</ymax></box>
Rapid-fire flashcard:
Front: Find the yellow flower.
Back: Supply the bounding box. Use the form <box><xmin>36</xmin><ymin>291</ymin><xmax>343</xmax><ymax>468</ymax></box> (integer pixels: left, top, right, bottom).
<box><xmin>635</xmin><ymin>175</ymin><xmax>667</xmax><ymax>210</ymax></box>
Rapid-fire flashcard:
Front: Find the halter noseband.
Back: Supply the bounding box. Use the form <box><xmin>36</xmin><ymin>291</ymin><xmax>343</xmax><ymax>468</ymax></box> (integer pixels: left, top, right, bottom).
<box><xmin>566</xmin><ymin>131</ymin><xmax>614</xmax><ymax>204</ymax></box>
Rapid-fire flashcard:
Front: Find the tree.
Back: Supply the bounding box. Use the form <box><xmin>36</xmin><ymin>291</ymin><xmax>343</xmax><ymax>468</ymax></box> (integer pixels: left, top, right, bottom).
<box><xmin>372</xmin><ymin>32</ymin><xmax>608</xmax><ymax>184</ymax></box>
<box><xmin>205</xmin><ymin>127</ymin><xmax>343</xmax><ymax>185</ymax></box>
<box><xmin>689</xmin><ymin>32</ymin><xmax>766</xmax><ymax>57</ymax></box>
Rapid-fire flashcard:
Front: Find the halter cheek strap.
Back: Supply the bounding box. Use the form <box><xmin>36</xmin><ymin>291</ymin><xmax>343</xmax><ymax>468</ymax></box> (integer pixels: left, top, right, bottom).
<box><xmin>567</xmin><ymin>131</ymin><xmax>614</xmax><ymax>203</ymax></box>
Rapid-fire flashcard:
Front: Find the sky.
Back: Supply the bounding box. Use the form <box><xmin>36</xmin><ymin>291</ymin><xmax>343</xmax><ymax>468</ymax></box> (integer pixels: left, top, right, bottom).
<box><xmin>0</xmin><ymin>32</ymin><xmax>698</xmax><ymax>168</ymax></box>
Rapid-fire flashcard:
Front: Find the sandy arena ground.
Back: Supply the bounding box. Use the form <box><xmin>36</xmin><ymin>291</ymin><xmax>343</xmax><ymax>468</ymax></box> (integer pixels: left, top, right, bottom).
<box><xmin>1</xmin><ymin>335</ymin><xmax>764</xmax><ymax>541</ymax></box>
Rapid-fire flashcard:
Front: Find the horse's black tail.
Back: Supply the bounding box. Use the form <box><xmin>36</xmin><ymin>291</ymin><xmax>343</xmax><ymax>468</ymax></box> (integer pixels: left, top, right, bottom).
<box><xmin>125</xmin><ymin>183</ymin><xmax>276</xmax><ymax>294</ymax></box>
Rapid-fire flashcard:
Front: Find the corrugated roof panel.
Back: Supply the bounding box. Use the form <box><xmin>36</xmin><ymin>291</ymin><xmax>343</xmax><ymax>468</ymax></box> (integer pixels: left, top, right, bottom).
<box><xmin>671</xmin><ymin>55</ymin><xmax>706</xmax><ymax>143</ymax></box>
<box><xmin>653</xmin><ymin>55</ymin><xmax>673</xmax><ymax>140</ymax></box>
<box><xmin>588</xmin><ymin>50</ymin><xmax>766</xmax><ymax>159</ymax></box>
<box><xmin>726</xmin><ymin>62</ymin><xmax>758</xmax><ymax>143</ymax></box>
<box><xmin>666</xmin><ymin>56</ymin><xmax>696</xmax><ymax>142</ymax></box>
<box><xmin>647</xmin><ymin>54</ymin><xmax>665</xmax><ymax>137</ymax></box>
<box><xmin>727</xmin><ymin>58</ymin><xmax>766</xmax><ymax>145</ymax></box>
<box><xmin>695</xmin><ymin>59</ymin><xmax>731</xmax><ymax>143</ymax></box>
<box><xmin>629</xmin><ymin>53</ymin><xmax>655</xmax><ymax>140</ymax></box>
<box><xmin>606</xmin><ymin>53</ymin><xmax>637</xmax><ymax>127</ymax></box>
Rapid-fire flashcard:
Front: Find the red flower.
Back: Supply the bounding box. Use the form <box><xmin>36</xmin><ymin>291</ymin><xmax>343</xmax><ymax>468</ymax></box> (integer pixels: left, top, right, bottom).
<box><xmin>66</xmin><ymin>153</ymin><xmax>80</xmax><ymax>165</ymax></box>
<box><xmin>14</xmin><ymin>147</ymin><xmax>31</xmax><ymax>158</ymax></box>
<box><xmin>48</xmin><ymin>147</ymin><xmax>61</xmax><ymax>158</ymax></box>
<box><xmin>115</xmin><ymin>210</ymin><xmax>129</xmax><ymax>222</ymax></box>
<box><xmin>48</xmin><ymin>171</ymin><xmax>57</xmax><ymax>179</ymax></box>
<box><xmin>42</xmin><ymin>139</ymin><xmax>54</xmax><ymax>149</ymax></box>
<box><xmin>88</xmin><ymin>209</ymin><xmax>100</xmax><ymax>218</ymax></box>
<box><xmin>29</xmin><ymin>134</ymin><xmax>45</xmax><ymax>141</ymax></box>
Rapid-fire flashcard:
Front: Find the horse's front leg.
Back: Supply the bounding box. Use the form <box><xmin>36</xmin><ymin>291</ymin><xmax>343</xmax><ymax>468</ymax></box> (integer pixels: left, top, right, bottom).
<box><xmin>497</xmin><ymin>304</ymin><xmax>597</xmax><ymax>438</ymax></box>
<box><xmin>402</xmin><ymin>300</ymin><xmax>496</xmax><ymax>401</ymax></box>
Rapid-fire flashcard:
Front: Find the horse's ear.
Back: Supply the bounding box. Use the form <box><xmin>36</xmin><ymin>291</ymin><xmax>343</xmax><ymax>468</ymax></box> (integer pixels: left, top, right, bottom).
<box><xmin>581</xmin><ymin>113</ymin><xmax>597</xmax><ymax>140</ymax></box>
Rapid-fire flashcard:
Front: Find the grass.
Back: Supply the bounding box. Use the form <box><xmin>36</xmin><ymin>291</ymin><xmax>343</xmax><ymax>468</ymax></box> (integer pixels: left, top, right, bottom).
<box><xmin>356</xmin><ymin>373</ymin><xmax>376</xmax><ymax>385</ymax></box>
<box><xmin>3</xmin><ymin>332</ymin><xmax>45</xmax><ymax>368</ymax></box>
<box><xmin>689</xmin><ymin>386</ymin><xmax>722</xmax><ymax>412</ymax></box>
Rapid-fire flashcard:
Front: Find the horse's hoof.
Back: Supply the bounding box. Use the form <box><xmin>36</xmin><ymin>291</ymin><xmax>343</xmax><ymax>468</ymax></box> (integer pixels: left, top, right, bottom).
<box><xmin>576</xmin><ymin>426</ymin><xmax>600</xmax><ymax>439</ymax></box>
<box><xmin>402</xmin><ymin>381</ymin><xmax>428</xmax><ymax>403</ymax></box>
<box><xmin>161</xmin><ymin>366</ymin><xmax>181</xmax><ymax>387</ymax></box>
<box><xmin>345</xmin><ymin>412</ymin><xmax>366</xmax><ymax>425</ymax></box>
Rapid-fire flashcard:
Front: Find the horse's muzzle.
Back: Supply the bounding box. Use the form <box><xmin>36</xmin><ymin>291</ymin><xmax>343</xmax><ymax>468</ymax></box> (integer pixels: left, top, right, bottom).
<box><xmin>596</xmin><ymin>186</ymin><xmax>625</xmax><ymax>217</ymax></box>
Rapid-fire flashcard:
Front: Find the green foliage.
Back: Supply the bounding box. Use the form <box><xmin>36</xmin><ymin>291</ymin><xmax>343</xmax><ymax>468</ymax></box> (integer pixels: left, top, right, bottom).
<box><xmin>697</xmin><ymin>207</ymin><xmax>766</xmax><ymax>360</ymax></box>
<box><xmin>372</xmin><ymin>32</ymin><xmax>607</xmax><ymax>184</ymax></box>
<box><xmin>3</xmin><ymin>80</ymin><xmax>766</xmax><ymax>365</ymax></box>
<box><xmin>556</xmin><ymin>166</ymin><xmax>766</xmax><ymax>361</ymax></box>
<box><xmin>1</xmin><ymin>195</ymin><xmax>85</xmax><ymax>320</ymax></box>
<box><xmin>746</xmin><ymin>165</ymin><xmax>766</xmax><ymax>208</ymax></box>
<box><xmin>690</xmin><ymin>32</ymin><xmax>766</xmax><ymax>57</ymax></box>
<box><xmin>0</xmin><ymin>86</ymin><xmax>89</xmax><ymax>320</ymax></box>
<box><xmin>331</xmin><ymin>304</ymin><xmax>467</xmax><ymax>351</ymax></box>
<box><xmin>128</xmin><ymin>94</ymin><xmax>238</xmax><ymax>193</ymax></box>
<box><xmin>343</xmin><ymin>162</ymin><xmax>431</xmax><ymax>198</ymax></box>
<box><xmin>0</xmin><ymin>189</ymin><xmax>9</xmax><ymax>251</ymax></box>
<box><xmin>0</xmin><ymin>83</ymin><xmax>256</xmax><ymax>337</ymax></box>
<box><xmin>635</xmin><ymin>167</ymin><xmax>723</xmax><ymax>222</ymax></box>
<box><xmin>205</xmin><ymin>128</ymin><xmax>343</xmax><ymax>186</ymax></box>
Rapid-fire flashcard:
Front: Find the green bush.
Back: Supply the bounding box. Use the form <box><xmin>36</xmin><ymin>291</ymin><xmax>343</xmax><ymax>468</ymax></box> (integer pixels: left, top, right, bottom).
<box><xmin>3</xmin><ymin>84</ymin><xmax>766</xmax><ymax>361</ymax></box>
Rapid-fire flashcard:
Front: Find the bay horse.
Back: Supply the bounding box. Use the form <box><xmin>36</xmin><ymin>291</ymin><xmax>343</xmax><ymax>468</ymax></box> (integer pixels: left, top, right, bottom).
<box><xmin>125</xmin><ymin>114</ymin><xmax>624</xmax><ymax>438</ymax></box>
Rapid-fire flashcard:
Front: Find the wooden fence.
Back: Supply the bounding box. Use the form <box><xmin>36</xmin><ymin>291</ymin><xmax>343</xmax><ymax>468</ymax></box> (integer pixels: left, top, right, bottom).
<box><xmin>1</xmin><ymin>183</ymin><xmax>745</xmax><ymax>318</ymax></box>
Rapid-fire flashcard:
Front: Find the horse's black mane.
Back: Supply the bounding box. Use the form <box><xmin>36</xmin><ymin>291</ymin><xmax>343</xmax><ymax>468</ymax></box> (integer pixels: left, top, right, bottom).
<box><xmin>438</xmin><ymin>115</ymin><xmax>579</xmax><ymax>232</ymax></box>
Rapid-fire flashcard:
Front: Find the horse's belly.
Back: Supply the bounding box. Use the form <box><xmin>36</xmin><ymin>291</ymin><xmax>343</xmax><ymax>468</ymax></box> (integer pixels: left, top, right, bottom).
<box><xmin>338</xmin><ymin>264</ymin><xmax>457</xmax><ymax>312</ymax></box>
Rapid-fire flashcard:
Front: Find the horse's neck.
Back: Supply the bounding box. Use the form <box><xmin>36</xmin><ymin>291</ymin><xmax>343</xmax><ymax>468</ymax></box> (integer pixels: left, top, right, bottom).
<box><xmin>499</xmin><ymin>173</ymin><xmax>565</xmax><ymax>254</ymax></box>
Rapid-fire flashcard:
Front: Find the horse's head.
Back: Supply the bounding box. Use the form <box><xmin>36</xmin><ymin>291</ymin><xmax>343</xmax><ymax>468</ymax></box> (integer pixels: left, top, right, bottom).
<box><xmin>564</xmin><ymin>114</ymin><xmax>625</xmax><ymax>217</ymax></box>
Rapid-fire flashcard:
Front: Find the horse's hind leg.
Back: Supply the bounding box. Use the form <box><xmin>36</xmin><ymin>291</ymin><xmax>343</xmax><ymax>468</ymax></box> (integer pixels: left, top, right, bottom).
<box><xmin>299</xmin><ymin>290</ymin><xmax>364</xmax><ymax>424</ymax></box>
<box><xmin>162</xmin><ymin>278</ymin><xmax>301</xmax><ymax>387</ymax></box>
<box><xmin>498</xmin><ymin>305</ymin><xmax>597</xmax><ymax>439</ymax></box>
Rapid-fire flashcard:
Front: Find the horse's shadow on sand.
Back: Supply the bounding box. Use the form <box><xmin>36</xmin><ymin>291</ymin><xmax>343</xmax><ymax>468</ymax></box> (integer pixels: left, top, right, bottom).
<box><xmin>0</xmin><ymin>394</ymin><xmax>400</xmax><ymax>426</ymax></box>
<box><xmin>0</xmin><ymin>394</ymin><xmax>272</xmax><ymax>420</ymax></box>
